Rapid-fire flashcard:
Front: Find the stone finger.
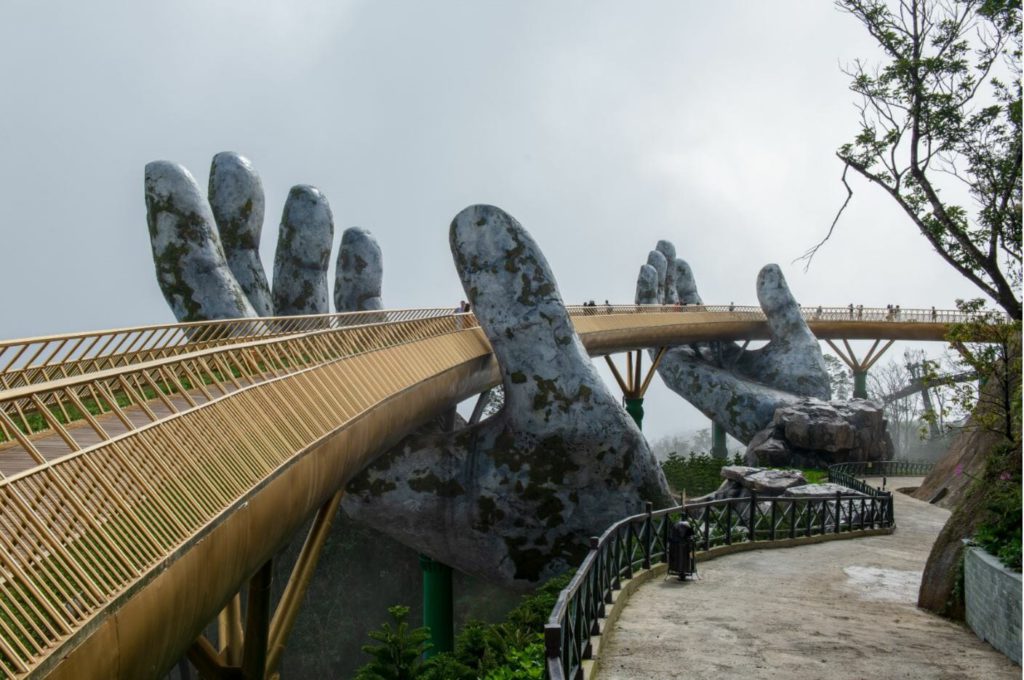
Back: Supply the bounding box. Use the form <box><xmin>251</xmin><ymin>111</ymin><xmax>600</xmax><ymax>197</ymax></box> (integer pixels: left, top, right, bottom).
<box><xmin>674</xmin><ymin>258</ymin><xmax>702</xmax><ymax>305</ymax></box>
<box><xmin>635</xmin><ymin>264</ymin><xmax>660</xmax><ymax>304</ymax></box>
<box><xmin>335</xmin><ymin>227</ymin><xmax>383</xmax><ymax>312</ymax></box>
<box><xmin>145</xmin><ymin>161</ymin><xmax>256</xmax><ymax>322</ymax></box>
<box><xmin>656</xmin><ymin>240</ymin><xmax>679</xmax><ymax>304</ymax></box>
<box><xmin>645</xmin><ymin>250</ymin><xmax>667</xmax><ymax>303</ymax></box>
<box><xmin>208</xmin><ymin>152</ymin><xmax>274</xmax><ymax>317</ymax></box>
<box><xmin>272</xmin><ymin>185</ymin><xmax>333</xmax><ymax>315</ymax></box>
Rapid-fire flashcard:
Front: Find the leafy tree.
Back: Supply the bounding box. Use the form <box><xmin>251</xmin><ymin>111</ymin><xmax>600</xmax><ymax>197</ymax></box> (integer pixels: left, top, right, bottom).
<box><xmin>804</xmin><ymin>0</ymin><xmax>1022</xmax><ymax>319</ymax></box>
<box><xmin>355</xmin><ymin>606</ymin><xmax>431</xmax><ymax>680</ymax></box>
<box><xmin>942</xmin><ymin>298</ymin><xmax>1021</xmax><ymax>441</ymax></box>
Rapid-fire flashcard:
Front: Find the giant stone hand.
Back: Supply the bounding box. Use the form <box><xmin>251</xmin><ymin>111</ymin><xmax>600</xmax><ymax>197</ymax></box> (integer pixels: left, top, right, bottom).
<box><xmin>343</xmin><ymin>206</ymin><xmax>672</xmax><ymax>586</ymax></box>
<box><xmin>636</xmin><ymin>242</ymin><xmax>831</xmax><ymax>442</ymax></box>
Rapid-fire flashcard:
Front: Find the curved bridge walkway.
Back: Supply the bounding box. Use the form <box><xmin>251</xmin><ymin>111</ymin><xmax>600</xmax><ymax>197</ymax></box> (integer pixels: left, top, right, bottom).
<box><xmin>597</xmin><ymin>483</ymin><xmax>1019</xmax><ymax>679</ymax></box>
<box><xmin>0</xmin><ymin>305</ymin><xmax>992</xmax><ymax>678</ymax></box>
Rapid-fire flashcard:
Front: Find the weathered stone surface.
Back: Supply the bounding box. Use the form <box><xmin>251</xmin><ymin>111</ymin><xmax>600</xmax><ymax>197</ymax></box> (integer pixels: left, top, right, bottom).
<box><xmin>655</xmin><ymin>240</ymin><xmax>678</xmax><ymax>304</ymax></box>
<box><xmin>144</xmin><ymin>161</ymin><xmax>255</xmax><ymax>321</ymax></box>
<box><xmin>636</xmin><ymin>249</ymin><xmax>825</xmax><ymax>442</ymax></box>
<box><xmin>343</xmin><ymin>205</ymin><xmax>672</xmax><ymax>587</ymax></box>
<box><xmin>674</xmin><ymin>258</ymin><xmax>701</xmax><ymax>304</ymax></box>
<box><xmin>636</xmin><ymin>264</ymin><xmax>659</xmax><ymax>305</ymax></box>
<box><xmin>695</xmin><ymin>465</ymin><xmax>807</xmax><ymax>501</ymax></box>
<box><xmin>744</xmin><ymin>398</ymin><xmax>893</xmax><ymax>468</ymax></box>
<box><xmin>208</xmin><ymin>152</ymin><xmax>274</xmax><ymax>316</ymax></box>
<box><xmin>273</xmin><ymin>185</ymin><xmax>333</xmax><ymax>315</ymax></box>
<box><xmin>745</xmin><ymin>468</ymin><xmax>808</xmax><ymax>493</ymax></box>
<box><xmin>646</xmin><ymin>250</ymin><xmax>667</xmax><ymax>297</ymax></box>
<box><xmin>720</xmin><ymin>465</ymin><xmax>761</xmax><ymax>482</ymax></box>
<box><xmin>334</xmin><ymin>227</ymin><xmax>383</xmax><ymax>312</ymax></box>
<box><xmin>783</xmin><ymin>483</ymin><xmax>861</xmax><ymax>497</ymax></box>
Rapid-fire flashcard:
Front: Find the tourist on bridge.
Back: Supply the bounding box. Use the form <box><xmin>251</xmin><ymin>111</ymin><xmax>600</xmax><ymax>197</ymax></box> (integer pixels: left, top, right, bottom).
<box><xmin>848</xmin><ymin>303</ymin><xmax>854</xmax><ymax>317</ymax></box>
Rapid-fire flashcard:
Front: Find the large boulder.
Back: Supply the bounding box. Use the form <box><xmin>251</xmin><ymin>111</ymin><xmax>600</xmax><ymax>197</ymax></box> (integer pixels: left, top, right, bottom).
<box><xmin>745</xmin><ymin>398</ymin><xmax>893</xmax><ymax>468</ymax></box>
<box><xmin>698</xmin><ymin>465</ymin><xmax>808</xmax><ymax>501</ymax></box>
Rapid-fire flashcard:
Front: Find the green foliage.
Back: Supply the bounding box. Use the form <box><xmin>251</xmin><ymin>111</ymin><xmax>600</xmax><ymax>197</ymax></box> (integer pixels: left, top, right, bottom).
<box><xmin>356</xmin><ymin>571</ymin><xmax>573</xmax><ymax>680</ymax></box>
<box><xmin>660</xmin><ymin>452</ymin><xmax>744</xmax><ymax>496</ymax></box>
<box><xmin>973</xmin><ymin>441</ymin><xmax>1022</xmax><ymax>571</ymax></box>
<box><xmin>942</xmin><ymin>300</ymin><xmax>1022</xmax><ymax>571</ymax></box>
<box><xmin>355</xmin><ymin>605</ymin><xmax>431</xmax><ymax>680</ymax></box>
<box><xmin>824</xmin><ymin>0</ymin><xmax>1022</xmax><ymax>318</ymax></box>
<box><xmin>943</xmin><ymin>299</ymin><xmax>1022</xmax><ymax>441</ymax></box>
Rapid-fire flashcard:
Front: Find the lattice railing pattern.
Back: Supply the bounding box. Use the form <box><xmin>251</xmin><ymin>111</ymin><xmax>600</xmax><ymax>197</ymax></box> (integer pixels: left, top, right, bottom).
<box><xmin>0</xmin><ymin>315</ymin><xmax>490</xmax><ymax>678</ymax></box>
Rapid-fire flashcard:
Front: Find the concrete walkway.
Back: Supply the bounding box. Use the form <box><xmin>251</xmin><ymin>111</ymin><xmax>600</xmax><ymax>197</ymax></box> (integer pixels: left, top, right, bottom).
<box><xmin>598</xmin><ymin>481</ymin><xmax>1019</xmax><ymax>679</ymax></box>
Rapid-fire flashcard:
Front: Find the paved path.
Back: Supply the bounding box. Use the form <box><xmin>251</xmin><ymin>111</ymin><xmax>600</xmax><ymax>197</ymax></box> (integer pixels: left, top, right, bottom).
<box><xmin>599</xmin><ymin>481</ymin><xmax>1019</xmax><ymax>679</ymax></box>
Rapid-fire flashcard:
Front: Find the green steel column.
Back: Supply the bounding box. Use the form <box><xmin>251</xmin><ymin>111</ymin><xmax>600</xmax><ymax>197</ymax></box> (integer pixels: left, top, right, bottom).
<box><xmin>710</xmin><ymin>421</ymin><xmax>728</xmax><ymax>459</ymax></box>
<box><xmin>420</xmin><ymin>554</ymin><xmax>453</xmax><ymax>657</ymax></box>
<box><xmin>853</xmin><ymin>370</ymin><xmax>868</xmax><ymax>399</ymax></box>
<box><xmin>624</xmin><ymin>397</ymin><xmax>644</xmax><ymax>429</ymax></box>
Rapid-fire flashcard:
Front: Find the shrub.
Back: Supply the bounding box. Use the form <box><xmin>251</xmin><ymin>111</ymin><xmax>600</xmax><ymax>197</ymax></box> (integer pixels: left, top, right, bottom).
<box><xmin>660</xmin><ymin>452</ymin><xmax>744</xmax><ymax>496</ymax></box>
<box><xmin>355</xmin><ymin>570</ymin><xmax>574</xmax><ymax>679</ymax></box>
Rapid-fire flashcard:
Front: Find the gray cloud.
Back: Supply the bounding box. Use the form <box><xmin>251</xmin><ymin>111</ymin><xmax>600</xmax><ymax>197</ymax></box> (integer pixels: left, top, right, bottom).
<box><xmin>0</xmin><ymin>0</ymin><xmax>980</xmax><ymax>437</ymax></box>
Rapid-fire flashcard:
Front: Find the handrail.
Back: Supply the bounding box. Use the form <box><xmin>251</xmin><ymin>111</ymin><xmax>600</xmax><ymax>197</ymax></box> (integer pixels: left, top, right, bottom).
<box><xmin>0</xmin><ymin>298</ymin><xmax>988</xmax><ymax>463</ymax></box>
<box><xmin>0</xmin><ymin>304</ymin><xmax>1004</xmax><ymax>389</ymax></box>
<box><xmin>545</xmin><ymin>459</ymin><xmax>940</xmax><ymax>679</ymax></box>
<box><xmin>828</xmin><ymin>460</ymin><xmax>936</xmax><ymax>496</ymax></box>
<box><xmin>0</xmin><ymin>308</ymin><xmax>460</xmax><ymax>391</ymax></box>
<box><xmin>0</xmin><ymin>313</ymin><xmax>481</xmax><ymax>476</ymax></box>
<box><xmin>544</xmin><ymin>489</ymin><xmax>893</xmax><ymax>680</ymax></box>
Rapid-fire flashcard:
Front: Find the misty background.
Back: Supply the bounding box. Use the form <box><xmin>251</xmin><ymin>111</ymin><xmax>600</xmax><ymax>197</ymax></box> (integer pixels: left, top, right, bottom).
<box><xmin>0</xmin><ymin>1</ymin><xmax>981</xmax><ymax>440</ymax></box>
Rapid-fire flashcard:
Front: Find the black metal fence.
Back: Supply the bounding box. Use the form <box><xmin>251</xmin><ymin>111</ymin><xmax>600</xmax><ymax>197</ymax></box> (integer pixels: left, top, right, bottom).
<box><xmin>544</xmin><ymin>491</ymin><xmax>892</xmax><ymax>680</ymax></box>
<box><xmin>828</xmin><ymin>460</ymin><xmax>936</xmax><ymax>496</ymax></box>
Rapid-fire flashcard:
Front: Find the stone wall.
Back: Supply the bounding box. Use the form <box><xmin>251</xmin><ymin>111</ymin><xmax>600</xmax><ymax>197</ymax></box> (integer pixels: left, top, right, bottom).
<box><xmin>964</xmin><ymin>545</ymin><xmax>1021</xmax><ymax>665</ymax></box>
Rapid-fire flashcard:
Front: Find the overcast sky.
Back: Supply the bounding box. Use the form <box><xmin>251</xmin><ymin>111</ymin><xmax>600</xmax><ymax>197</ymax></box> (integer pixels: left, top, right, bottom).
<box><xmin>0</xmin><ymin>1</ymin><xmax>982</xmax><ymax>439</ymax></box>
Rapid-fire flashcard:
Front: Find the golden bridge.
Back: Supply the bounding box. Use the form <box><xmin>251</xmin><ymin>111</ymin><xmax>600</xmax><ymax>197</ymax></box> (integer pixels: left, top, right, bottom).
<box><xmin>0</xmin><ymin>304</ymin><xmax>975</xmax><ymax>679</ymax></box>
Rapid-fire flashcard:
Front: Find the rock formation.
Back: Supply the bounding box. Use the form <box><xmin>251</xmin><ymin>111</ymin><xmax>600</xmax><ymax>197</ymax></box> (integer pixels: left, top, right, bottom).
<box><xmin>745</xmin><ymin>398</ymin><xmax>893</xmax><ymax>468</ymax></box>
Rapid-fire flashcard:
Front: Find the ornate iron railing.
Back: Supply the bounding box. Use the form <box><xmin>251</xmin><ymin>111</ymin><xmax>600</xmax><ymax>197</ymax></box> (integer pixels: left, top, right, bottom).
<box><xmin>544</xmin><ymin>490</ymin><xmax>893</xmax><ymax>680</ymax></box>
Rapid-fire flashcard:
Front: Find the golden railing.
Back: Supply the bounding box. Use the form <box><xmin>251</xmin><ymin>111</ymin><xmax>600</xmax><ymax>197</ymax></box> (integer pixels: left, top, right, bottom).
<box><xmin>0</xmin><ymin>303</ymin><xmax>1001</xmax><ymax>678</ymax></box>
<box><xmin>0</xmin><ymin>308</ymin><xmax>461</xmax><ymax>392</ymax></box>
<box><xmin>0</xmin><ymin>304</ymin><xmax>995</xmax><ymax>392</ymax></box>
<box><xmin>0</xmin><ymin>312</ymin><xmax>488</xmax><ymax>678</ymax></box>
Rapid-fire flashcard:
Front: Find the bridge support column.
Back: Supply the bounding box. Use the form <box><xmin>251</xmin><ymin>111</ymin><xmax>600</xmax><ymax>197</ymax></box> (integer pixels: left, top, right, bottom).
<box><xmin>624</xmin><ymin>398</ymin><xmax>644</xmax><ymax>429</ymax></box>
<box><xmin>853</xmin><ymin>370</ymin><xmax>868</xmax><ymax>399</ymax></box>
<box><xmin>605</xmin><ymin>348</ymin><xmax>667</xmax><ymax>431</ymax></box>
<box><xmin>241</xmin><ymin>560</ymin><xmax>273</xmax><ymax>680</ymax></box>
<box><xmin>710</xmin><ymin>421</ymin><xmax>728</xmax><ymax>459</ymax></box>
<box><xmin>420</xmin><ymin>555</ymin><xmax>453</xmax><ymax>657</ymax></box>
<box><xmin>825</xmin><ymin>339</ymin><xmax>893</xmax><ymax>400</ymax></box>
